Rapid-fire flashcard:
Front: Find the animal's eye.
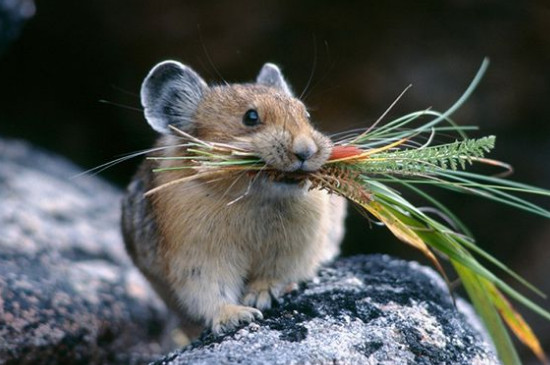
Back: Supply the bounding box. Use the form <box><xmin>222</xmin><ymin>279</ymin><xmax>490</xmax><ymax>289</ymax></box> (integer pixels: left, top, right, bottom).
<box><xmin>242</xmin><ymin>109</ymin><xmax>261</xmax><ymax>127</ymax></box>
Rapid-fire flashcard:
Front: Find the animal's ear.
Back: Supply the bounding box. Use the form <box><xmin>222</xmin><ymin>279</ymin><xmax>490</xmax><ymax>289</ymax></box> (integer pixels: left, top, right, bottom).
<box><xmin>256</xmin><ymin>63</ymin><xmax>293</xmax><ymax>96</ymax></box>
<box><xmin>140</xmin><ymin>61</ymin><xmax>207</xmax><ymax>134</ymax></box>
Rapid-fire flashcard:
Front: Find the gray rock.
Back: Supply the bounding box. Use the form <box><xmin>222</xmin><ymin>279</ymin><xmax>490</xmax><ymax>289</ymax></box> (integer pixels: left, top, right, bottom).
<box><xmin>0</xmin><ymin>0</ymin><xmax>35</xmax><ymax>55</ymax></box>
<box><xmin>158</xmin><ymin>255</ymin><xmax>499</xmax><ymax>365</ymax></box>
<box><xmin>0</xmin><ymin>137</ymin><xmax>499</xmax><ymax>364</ymax></box>
<box><xmin>0</xmin><ymin>138</ymin><xmax>167</xmax><ymax>364</ymax></box>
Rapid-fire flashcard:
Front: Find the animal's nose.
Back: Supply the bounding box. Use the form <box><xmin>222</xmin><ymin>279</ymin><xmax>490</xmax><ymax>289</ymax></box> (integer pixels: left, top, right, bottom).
<box><xmin>292</xmin><ymin>135</ymin><xmax>318</xmax><ymax>162</ymax></box>
<box><xmin>295</xmin><ymin>149</ymin><xmax>313</xmax><ymax>162</ymax></box>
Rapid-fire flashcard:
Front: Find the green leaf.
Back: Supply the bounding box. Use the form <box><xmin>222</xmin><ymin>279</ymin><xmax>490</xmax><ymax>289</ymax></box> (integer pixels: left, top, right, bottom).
<box><xmin>454</xmin><ymin>262</ymin><xmax>521</xmax><ymax>365</ymax></box>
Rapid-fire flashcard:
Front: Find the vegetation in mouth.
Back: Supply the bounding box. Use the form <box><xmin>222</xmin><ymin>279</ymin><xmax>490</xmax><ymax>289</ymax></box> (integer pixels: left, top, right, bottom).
<box><xmin>146</xmin><ymin>59</ymin><xmax>550</xmax><ymax>364</ymax></box>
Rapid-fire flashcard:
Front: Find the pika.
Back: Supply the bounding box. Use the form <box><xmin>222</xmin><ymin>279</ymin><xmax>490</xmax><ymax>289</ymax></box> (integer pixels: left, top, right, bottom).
<box><xmin>122</xmin><ymin>61</ymin><xmax>347</xmax><ymax>338</ymax></box>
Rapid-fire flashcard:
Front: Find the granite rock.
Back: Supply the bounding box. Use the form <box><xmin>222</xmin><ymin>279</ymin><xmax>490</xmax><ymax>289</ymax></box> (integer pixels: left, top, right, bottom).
<box><xmin>0</xmin><ymin>0</ymin><xmax>35</xmax><ymax>55</ymax></box>
<box><xmin>0</xmin><ymin>138</ymin><xmax>167</xmax><ymax>364</ymax></box>
<box><xmin>0</xmin><ymin>138</ymin><xmax>499</xmax><ymax>364</ymax></box>
<box><xmin>157</xmin><ymin>255</ymin><xmax>499</xmax><ymax>365</ymax></box>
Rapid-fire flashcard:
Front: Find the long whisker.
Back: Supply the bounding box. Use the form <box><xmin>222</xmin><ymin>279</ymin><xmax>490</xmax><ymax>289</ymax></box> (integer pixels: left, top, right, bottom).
<box><xmin>197</xmin><ymin>25</ymin><xmax>228</xmax><ymax>86</ymax></box>
<box><xmin>98</xmin><ymin>99</ymin><xmax>143</xmax><ymax>113</ymax></box>
<box><xmin>109</xmin><ymin>84</ymin><xmax>140</xmax><ymax>98</ymax></box>
<box><xmin>72</xmin><ymin>144</ymin><xmax>187</xmax><ymax>179</ymax></box>
<box><xmin>144</xmin><ymin>169</ymin><xmax>228</xmax><ymax>197</ymax></box>
<box><xmin>299</xmin><ymin>34</ymin><xmax>318</xmax><ymax>101</ymax></box>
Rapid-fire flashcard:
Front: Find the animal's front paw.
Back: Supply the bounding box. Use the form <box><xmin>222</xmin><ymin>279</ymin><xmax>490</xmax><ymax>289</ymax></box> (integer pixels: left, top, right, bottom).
<box><xmin>212</xmin><ymin>304</ymin><xmax>263</xmax><ymax>334</ymax></box>
<box><xmin>243</xmin><ymin>280</ymin><xmax>296</xmax><ymax>310</ymax></box>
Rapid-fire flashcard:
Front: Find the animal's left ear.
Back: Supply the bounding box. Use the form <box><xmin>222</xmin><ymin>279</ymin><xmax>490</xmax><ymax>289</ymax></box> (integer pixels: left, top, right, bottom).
<box><xmin>256</xmin><ymin>63</ymin><xmax>293</xmax><ymax>96</ymax></box>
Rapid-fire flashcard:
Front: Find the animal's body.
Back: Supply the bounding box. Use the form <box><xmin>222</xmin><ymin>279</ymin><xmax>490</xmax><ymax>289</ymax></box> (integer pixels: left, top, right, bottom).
<box><xmin>122</xmin><ymin>61</ymin><xmax>347</xmax><ymax>337</ymax></box>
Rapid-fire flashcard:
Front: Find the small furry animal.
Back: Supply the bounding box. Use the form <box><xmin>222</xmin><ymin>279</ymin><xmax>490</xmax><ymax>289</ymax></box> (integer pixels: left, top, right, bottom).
<box><xmin>122</xmin><ymin>60</ymin><xmax>347</xmax><ymax>338</ymax></box>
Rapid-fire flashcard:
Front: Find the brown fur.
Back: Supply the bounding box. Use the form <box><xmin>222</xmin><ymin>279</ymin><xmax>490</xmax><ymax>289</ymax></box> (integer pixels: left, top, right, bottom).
<box><xmin>122</xmin><ymin>75</ymin><xmax>347</xmax><ymax>338</ymax></box>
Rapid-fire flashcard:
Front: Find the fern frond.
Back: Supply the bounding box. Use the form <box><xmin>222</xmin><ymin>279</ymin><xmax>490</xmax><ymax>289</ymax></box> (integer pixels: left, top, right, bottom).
<box><xmin>357</xmin><ymin>136</ymin><xmax>496</xmax><ymax>175</ymax></box>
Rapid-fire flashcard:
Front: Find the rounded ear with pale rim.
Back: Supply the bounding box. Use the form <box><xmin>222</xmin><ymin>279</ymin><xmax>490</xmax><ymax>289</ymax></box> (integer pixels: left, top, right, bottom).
<box><xmin>140</xmin><ymin>61</ymin><xmax>208</xmax><ymax>135</ymax></box>
<box><xmin>256</xmin><ymin>63</ymin><xmax>293</xmax><ymax>96</ymax></box>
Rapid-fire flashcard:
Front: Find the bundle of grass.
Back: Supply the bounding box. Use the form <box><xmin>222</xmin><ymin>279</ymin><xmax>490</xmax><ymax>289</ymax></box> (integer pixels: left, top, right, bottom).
<box><xmin>137</xmin><ymin>59</ymin><xmax>549</xmax><ymax>364</ymax></box>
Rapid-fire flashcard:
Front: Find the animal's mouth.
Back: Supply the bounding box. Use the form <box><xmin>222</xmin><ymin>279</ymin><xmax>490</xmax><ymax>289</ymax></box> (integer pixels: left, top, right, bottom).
<box><xmin>273</xmin><ymin>175</ymin><xmax>303</xmax><ymax>185</ymax></box>
<box><xmin>267</xmin><ymin>170</ymin><xmax>311</xmax><ymax>186</ymax></box>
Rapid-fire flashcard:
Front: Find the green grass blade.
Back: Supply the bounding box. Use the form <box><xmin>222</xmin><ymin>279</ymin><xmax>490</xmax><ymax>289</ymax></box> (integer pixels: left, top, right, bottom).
<box><xmin>436</xmin><ymin>171</ymin><xmax>550</xmax><ymax>218</ymax></box>
<box><xmin>454</xmin><ymin>262</ymin><xmax>521</xmax><ymax>365</ymax></box>
<box><xmin>378</xmin><ymin>174</ymin><xmax>473</xmax><ymax>236</ymax></box>
<box><xmin>367</xmin><ymin>182</ymin><xmax>549</xmax><ymax>302</ymax></box>
<box><xmin>368</xmin><ymin>176</ymin><xmax>546</xmax><ymax>298</ymax></box>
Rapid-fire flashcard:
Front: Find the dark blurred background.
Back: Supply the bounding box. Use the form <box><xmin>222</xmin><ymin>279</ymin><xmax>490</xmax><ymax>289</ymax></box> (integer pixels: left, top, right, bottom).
<box><xmin>1</xmin><ymin>0</ymin><xmax>549</xmax><ymax>361</ymax></box>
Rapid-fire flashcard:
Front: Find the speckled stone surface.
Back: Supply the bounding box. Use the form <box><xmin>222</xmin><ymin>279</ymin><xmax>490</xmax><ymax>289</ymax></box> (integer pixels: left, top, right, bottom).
<box><xmin>0</xmin><ymin>138</ymin><xmax>500</xmax><ymax>365</ymax></box>
<box><xmin>0</xmin><ymin>138</ymin><xmax>167</xmax><ymax>364</ymax></box>
<box><xmin>0</xmin><ymin>0</ymin><xmax>34</xmax><ymax>55</ymax></box>
<box><xmin>158</xmin><ymin>255</ymin><xmax>499</xmax><ymax>365</ymax></box>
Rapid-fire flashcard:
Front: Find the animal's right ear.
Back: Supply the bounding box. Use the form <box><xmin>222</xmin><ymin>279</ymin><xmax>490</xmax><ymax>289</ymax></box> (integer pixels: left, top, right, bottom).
<box><xmin>140</xmin><ymin>61</ymin><xmax>207</xmax><ymax>135</ymax></box>
<box><xmin>256</xmin><ymin>63</ymin><xmax>293</xmax><ymax>96</ymax></box>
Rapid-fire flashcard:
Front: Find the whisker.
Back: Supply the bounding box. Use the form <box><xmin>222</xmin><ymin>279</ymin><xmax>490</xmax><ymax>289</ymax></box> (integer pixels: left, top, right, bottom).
<box><xmin>197</xmin><ymin>25</ymin><xmax>228</xmax><ymax>86</ymax></box>
<box><xmin>144</xmin><ymin>169</ymin><xmax>228</xmax><ymax>197</ymax></box>
<box><xmin>99</xmin><ymin>99</ymin><xmax>143</xmax><ymax>113</ymax></box>
<box><xmin>299</xmin><ymin>34</ymin><xmax>318</xmax><ymax>101</ymax></box>
<box><xmin>109</xmin><ymin>84</ymin><xmax>140</xmax><ymax>98</ymax></box>
<box><xmin>301</xmin><ymin>38</ymin><xmax>337</xmax><ymax>103</ymax></box>
<box><xmin>72</xmin><ymin>143</ymin><xmax>190</xmax><ymax>179</ymax></box>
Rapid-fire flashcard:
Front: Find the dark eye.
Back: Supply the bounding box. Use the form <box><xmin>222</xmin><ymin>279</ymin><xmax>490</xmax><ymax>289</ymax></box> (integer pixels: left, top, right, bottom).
<box><xmin>242</xmin><ymin>109</ymin><xmax>261</xmax><ymax>127</ymax></box>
